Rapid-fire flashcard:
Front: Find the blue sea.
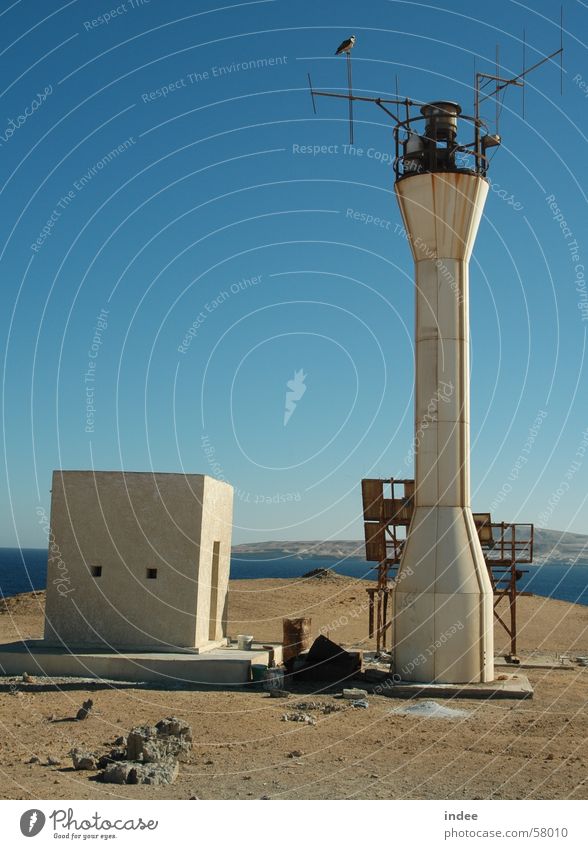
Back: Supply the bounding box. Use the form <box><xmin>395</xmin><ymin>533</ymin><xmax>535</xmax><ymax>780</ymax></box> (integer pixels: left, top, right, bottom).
<box><xmin>1</xmin><ymin>548</ymin><xmax>588</xmax><ymax>606</ymax></box>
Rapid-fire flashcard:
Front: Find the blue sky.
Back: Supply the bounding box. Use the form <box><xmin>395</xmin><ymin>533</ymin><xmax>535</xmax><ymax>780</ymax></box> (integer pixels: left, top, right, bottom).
<box><xmin>1</xmin><ymin>0</ymin><xmax>586</xmax><ymax>547</ymax></box>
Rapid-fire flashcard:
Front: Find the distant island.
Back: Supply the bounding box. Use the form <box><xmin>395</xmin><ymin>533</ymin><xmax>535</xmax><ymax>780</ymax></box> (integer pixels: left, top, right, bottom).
<box><xmin>233</xmin><ymin>527</ymin><xmax>588</xmax><ymax>566</ymax></box>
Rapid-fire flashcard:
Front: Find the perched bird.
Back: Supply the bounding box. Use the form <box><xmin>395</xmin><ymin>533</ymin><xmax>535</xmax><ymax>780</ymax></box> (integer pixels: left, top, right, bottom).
<box><xmin>335</xmin><ymin>35</ymin><xmax>356</xmax><ymax>56</ymax></box>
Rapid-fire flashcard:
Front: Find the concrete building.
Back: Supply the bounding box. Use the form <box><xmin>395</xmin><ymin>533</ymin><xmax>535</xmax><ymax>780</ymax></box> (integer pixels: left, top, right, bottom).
<box><xmin>44</xmin><ymin>471</ymin><xmax>233</xmax><ymax>652</ymax></box>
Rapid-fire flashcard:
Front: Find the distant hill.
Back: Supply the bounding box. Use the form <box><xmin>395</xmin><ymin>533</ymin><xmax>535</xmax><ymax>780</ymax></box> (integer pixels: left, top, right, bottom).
<box><xmin>233</xmin><ymin>527</ymin><xmax>588</xmax><ymax>565</ymax></box>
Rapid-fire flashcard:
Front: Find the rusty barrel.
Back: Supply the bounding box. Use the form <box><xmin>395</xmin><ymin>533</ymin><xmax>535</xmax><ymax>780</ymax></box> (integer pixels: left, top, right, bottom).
<box><xmin>282</xmin><ymin>617</ymin><xmax>312</xmax><ymax>664</ymax></box>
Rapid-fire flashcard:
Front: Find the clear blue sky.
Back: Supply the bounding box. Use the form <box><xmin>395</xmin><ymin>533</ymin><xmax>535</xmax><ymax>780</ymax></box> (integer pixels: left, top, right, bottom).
<box><xmin>1</xmin><ymin>0</ymin><xmax>586</xmax><ymax>547</ymax></box>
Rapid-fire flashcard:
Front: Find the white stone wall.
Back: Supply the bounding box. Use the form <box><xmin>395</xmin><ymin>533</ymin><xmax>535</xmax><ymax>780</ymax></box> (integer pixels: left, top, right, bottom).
<box><xmin>44</xmin><ymin>471</ymin><xmax>233</xmax><ymax>651</ymax></box>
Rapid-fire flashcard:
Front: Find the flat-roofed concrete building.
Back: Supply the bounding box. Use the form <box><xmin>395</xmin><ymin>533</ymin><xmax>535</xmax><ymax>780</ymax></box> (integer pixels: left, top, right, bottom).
<box><xmin>44</xmin><ymin>471</ymin><xmax>233</xmax><ymax>652</ymax></box>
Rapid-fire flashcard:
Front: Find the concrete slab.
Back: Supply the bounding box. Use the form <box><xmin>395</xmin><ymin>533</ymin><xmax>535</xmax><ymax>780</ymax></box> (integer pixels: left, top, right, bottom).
<box><xmin>0</xmin><ymin>640</ymin><xmax>283</xmax><ymax>687</ymax></box>
<box><xmin>365</xmin><ymin>672</ymin><xmax>533</xmax><ymax>700</ymax></box>
<box><xmin>494</xmin><ymin>653</ymin><xmax>575</xmax><ymax>671</ymax></box>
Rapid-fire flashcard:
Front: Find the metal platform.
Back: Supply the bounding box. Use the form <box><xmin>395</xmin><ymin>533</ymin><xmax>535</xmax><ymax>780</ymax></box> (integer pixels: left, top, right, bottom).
<box><xmin>361</xmin><ymin>478</ymin><xmax>535</xmax><ymax>658</ymax></box>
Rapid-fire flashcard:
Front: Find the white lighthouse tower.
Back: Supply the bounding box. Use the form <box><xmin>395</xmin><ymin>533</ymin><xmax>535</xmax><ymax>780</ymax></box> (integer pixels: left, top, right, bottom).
<box><xmin>392</xmin><ymin>102</ymin><xmax>494</xmax><ymax>683</ymax></box>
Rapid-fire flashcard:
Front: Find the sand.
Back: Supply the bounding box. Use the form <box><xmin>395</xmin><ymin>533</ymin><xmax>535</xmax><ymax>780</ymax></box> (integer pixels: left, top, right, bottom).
<box><xmin>0</xmin><ymin>575</ymin><xmax>586</xmax><ymax>800</ymax></box>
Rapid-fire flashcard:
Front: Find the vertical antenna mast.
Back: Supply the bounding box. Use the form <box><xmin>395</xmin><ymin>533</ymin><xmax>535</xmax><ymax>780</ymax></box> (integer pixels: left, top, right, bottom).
<box><xmin>560</xmin><ymin>5</ymin><xmax>564</xmax><ymax>95</ymax></box>
<box><xmin>347</xmin><ymin>51</ymin><xmax>354</xmax><ymax>145</ymax></box>
<box><xmin>495</xmin><ymin>44</ymin><xmax>500</xmax><ymax>133</ymax></box>
<box><xmin>522</xmin><ymin>29</ymin><xmax>526</xmax><ymax>120</ymax></box>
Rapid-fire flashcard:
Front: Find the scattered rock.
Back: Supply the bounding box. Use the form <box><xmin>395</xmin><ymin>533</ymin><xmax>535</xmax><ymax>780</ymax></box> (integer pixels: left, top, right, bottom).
<box><xmin>76</xmin><ymin>699</ymin><xmax>94</xmax><ymax>721</ymax></box>
<box><xmin>282</xmin><ymin>713</ymin><xmax>316</xmax><ymax>725</ymax></box>
<box><xmin>126</xmin><ymin>716</ymin><xmax>192</xmax><ymax>763</ymax></box>
<box><xmin>101</xmin><ymin>758</ymin><xmax>179</xmax><ymax>786</ymax></box>
<box><xmin>99</xmin><ymin>762</ymin><xmax>135</xmax><ymax>785</ymax></box>
<box><xmin>351</xmin><ymin>699</ymin><xmax>369</xmax><ymax>709</ymax></box>
<box><xmin>96</xmin><ymin>747</ymin><xmax>126</xmax><ymax>769</ymax></box>
<box><xmin>70</xmin><ymin>748</ymin><xmax>97</xmax><ymax>771</ymax></box>
<box><xmin>22</xmin><ymin>672</ymin><xmax>33</xmax><ymax>684</ymax></box>
<box><xmin>294</xmin><ymin>701</ymin><xmax>342</xmax><ymax>715</ymax></box>
<box><xmin>342</xmin><ymin>688</ymin><xmax>368</xmax><ymax>700</ymax></box>
<box><xmin>92</xmin><ymin>717</ymin><xmax>192</xmax><ymax>786</ymax></box>
<box><xmin>268</xmin><ymin>689</ymin><xmax>290</xmax><ymax>699</ymax></box>
<box><xmin>46</xmin><ymin>756</ymin><xmax>61</xmax><ymax>766</ymax></box>
<box><xmin>27</xmin><ymin>756</ymin><xmax>40</xmax><ymax>764</ymax></box>
<box><xmin>114</xmin><ymin>736</ymin><xmax>125</xmax><ymax>746</ymax></box>
<box><xmin>287</xmin><ymin>750</ymin><xmax>303</xmax><ymax>758</ymax></box>
<box><xmin>546</xmin><ymin>753</ymin><xmax>554</xmax><ymax>761</ymax></box>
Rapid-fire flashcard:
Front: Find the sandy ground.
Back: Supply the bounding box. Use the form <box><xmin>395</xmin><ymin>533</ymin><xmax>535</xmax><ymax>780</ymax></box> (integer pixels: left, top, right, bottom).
<box><xmin>0</xmin><ymin>575</ymin><xmax>587</xmax><ymax>800</ymax></box>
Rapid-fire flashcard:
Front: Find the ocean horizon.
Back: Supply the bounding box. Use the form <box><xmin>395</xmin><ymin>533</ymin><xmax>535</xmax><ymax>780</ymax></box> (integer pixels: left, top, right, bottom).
<box><xmin>1</xmin><ymin>547</ymin><xmax>587</xmax><ymax>607</ymax></box>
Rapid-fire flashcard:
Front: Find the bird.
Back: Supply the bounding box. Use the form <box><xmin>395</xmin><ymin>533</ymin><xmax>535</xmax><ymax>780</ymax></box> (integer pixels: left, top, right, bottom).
<box><xmin>335</xmin><ymin>35</ymin><xmax>356</xmax><ymax>56</ymax></box>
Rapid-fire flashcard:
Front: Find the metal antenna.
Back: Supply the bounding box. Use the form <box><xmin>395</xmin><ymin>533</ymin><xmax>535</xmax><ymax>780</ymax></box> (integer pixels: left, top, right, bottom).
<box><xmin>306</xmin><ymin>29</ymin><xmax>563</xmax><ymax>176</ymax></box>
<box><xmin>474</xmin><ymin>29</ymin><xmax>564</xmax><ymax>148</ymax></box>
<box><xmin>560</xmin><ymin>5</ymin><xmax>564</xmax><ymax>96</ymax></box>
<box><xmin>347</xmin><ymin>51</ymin><xmax>354</xmax><ymax>145</ymax></box>
<box><xmin>307</xmin><ymin>73</ymin><xmax>317</xmax><ymax>115</ymax></box>
<box><xmin>522</xmin><ymin>28</ymin><xmax>526</xmax><ymax>120</ymax></box>
<box><xmin>495</xmin><ymin>44</ymin><xmax>500</xmax><ymax>132</ymax></box>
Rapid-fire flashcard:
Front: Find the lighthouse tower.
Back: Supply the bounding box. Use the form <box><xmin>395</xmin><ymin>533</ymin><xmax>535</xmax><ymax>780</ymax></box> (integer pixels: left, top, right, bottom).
<box><xmin>393</xmin><ymin>102</ymin><xmax>494</xmax><ymax>683</ymax></box>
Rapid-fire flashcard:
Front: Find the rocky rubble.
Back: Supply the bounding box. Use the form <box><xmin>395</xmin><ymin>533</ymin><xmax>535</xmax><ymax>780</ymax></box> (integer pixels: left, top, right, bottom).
<box><xmin>69</xmin><ymin>716</ymin><xmax>192</xmax><ymax>786</ymax></box>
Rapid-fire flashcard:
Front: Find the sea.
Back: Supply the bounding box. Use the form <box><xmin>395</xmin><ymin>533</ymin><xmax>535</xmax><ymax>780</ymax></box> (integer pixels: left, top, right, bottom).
<box><xmin>1</xmin><ymin>547</ymin><xmax>588</xmax><ymax>606</ymax></box>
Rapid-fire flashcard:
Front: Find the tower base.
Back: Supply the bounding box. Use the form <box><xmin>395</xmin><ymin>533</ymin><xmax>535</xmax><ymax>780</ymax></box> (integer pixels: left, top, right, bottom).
<box><xmin>393</xmin><ymin>506</ymin><xmax>494</xmax><ymax>683</ymax></box>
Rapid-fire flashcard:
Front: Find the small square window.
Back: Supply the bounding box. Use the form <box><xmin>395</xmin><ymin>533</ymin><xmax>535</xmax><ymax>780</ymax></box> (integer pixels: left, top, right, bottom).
<box><xmin>91</xmin><ymin>565</ymin><xmax>102</xmax><ymax>578</ymax></box>
<box><xmin>146</xmin><ymin>568</ymin><xmax>158</xmax><ymax>580</ymax></box>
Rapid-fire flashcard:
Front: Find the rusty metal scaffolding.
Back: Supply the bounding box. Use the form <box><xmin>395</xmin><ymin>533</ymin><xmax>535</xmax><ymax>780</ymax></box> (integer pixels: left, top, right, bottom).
<box><xmin>362</xmin><ymin>479</ymin><xmax>534</xmax><ymax>660</ymax></box>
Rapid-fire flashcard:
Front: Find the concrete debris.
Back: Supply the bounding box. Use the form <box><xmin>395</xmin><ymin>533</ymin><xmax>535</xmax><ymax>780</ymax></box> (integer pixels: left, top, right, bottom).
<box><xmin>282</xmin><ymin>713</ymin><xmax>316</xmax><ymax>725</ymax></box>
<box><xmin>126</xmin><ymin>716</ymin><xmax>192</xmax><ymax>763</ymax></box>
<box><xmin>294</xmin><ymin>701</ymin><xmax>342</xmax><ymax>715</ymax></box>
<box><xmin>76</xmin><ymin>699</ymin><xmax>93</xmax><ymax>721</ymax></box>
<box><xmin>351</xmin><ymin>699</ymin><xmax>369</xmax><ymax>709</ymax></box>
<box><xmin>64</xmin><ymin>716</ymin><xmax>193</xmax><ymax>785</ymax></box>
<box><xmin>93</xmin><ymin>716</ymin><xmax>192</xmax><ymax>786</ymax></box>
<box><xmin>96</xmin><ymin>747</ymin><xmax>126</xmax><ymax>769</ymax></box>
<box><xmin>342</xmin><ymin>688</ymin><xmax>368</xmax><ymax>700</ymax></box>
<box><xmin>70</xmin><ymin>749</ymin><xmax>97</xmax><ymax>770</ymax></box>
<box><xmin>389</xmin><ymin>700</ymin><xmax>470</xmax><ymax>720</ymax></box>
<box><xmin>101</xmin><ymin>758</ymin><xmax>179</xmax><ymax>786</ymax></box>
